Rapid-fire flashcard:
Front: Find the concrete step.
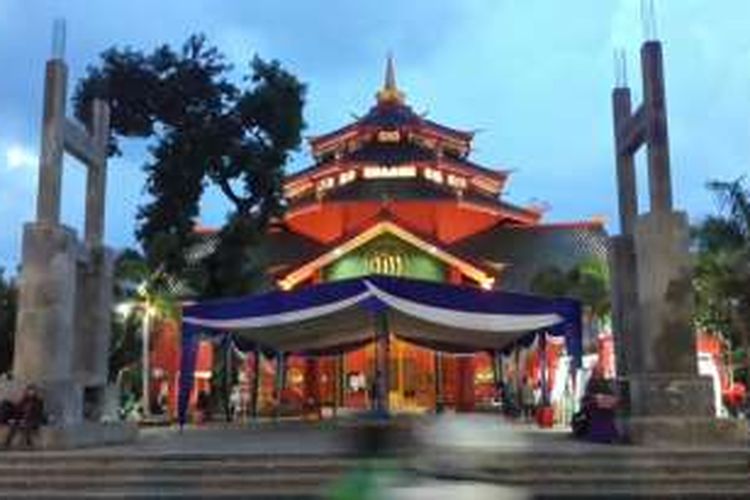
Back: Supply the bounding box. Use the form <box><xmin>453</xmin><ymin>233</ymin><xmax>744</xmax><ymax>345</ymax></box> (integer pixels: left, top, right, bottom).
<box><xmin>477</xmin><ymin>459</ymin><xmax>750</xmax><ymax>475</ymax></box>
<box><xmin>447</xmin><ymin>471</ymin><xmax>750</xmax><ymax>486</ymax></box>
<box><xmin>3</xmin><ymin>471</ymin><xmax>747</xmax><ymax>488</ymax></box>
<box><xmin>531</xmin><ymin>486</ymin><xmax>750</xmax><ymax>499</ymax></box>
<box><xmin>0</xmin><ymin>488</ymin><xmax>323</xmax><ymax>500</ymax></box>
<box><xmin>0</xmin><ymin>449</ymin><xmax>747</xmax><ymax>499</ymax></box>
<box><xmin>0</xmin><ymin>473</ymin><xmax>342</xmax><ymax>489</ymax></box>
<box><xmin>0</xmin><ymin>460</ymin><xmax>349</xmax><ymax>474</ymax></box>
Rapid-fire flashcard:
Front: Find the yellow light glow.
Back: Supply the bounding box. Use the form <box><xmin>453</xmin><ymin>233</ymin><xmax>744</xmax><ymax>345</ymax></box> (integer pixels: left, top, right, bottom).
<box><xmin>363</xmin><ymin>165</ymin><xmax>416</xmax><ymax>179</ymax></box>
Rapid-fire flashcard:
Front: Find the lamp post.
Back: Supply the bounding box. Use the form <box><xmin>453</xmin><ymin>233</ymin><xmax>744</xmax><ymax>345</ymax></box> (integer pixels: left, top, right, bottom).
<box><xmin>140</xmin><ymin>303</ymin><xmax>153</xmax><ymax>419</ymax></box>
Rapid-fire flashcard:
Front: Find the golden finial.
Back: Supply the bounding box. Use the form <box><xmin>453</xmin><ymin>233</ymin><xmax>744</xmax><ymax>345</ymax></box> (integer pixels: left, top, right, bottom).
<box><xmin>376</xmin><ymin>53</ymin><xmax>405</xmax><ymax>104</ymax></box>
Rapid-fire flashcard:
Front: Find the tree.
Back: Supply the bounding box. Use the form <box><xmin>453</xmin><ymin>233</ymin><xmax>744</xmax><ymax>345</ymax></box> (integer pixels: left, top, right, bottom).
<box><xmin>692</xmin><ymin>178</ymin><xmax>750</xmax><ymax>387</ymax></box>
<box><xmin>531</xmin><ymin>259</ymin><xmax>611</xmax><ymax>349</ymax></box>
<box><xmin>74</xmin><ymin>35</ymin><xmax>306</xmax><ymax>296</ymax></box>
<box><xmin>0</xmin><ymin>268</ymin><xmax>17</xmax><ymax>375</ymax></box>
<box><xmin>112</xmin><ymin>249</ymin><xmax>178</xmax><ymax>416</ymax></box>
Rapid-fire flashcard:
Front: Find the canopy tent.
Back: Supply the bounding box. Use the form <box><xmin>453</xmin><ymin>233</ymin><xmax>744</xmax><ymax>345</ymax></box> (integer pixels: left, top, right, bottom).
<box><xmin>178</xmin><ymin>275</ymin><xmax>582</xmax><ymax>424</ymax></box>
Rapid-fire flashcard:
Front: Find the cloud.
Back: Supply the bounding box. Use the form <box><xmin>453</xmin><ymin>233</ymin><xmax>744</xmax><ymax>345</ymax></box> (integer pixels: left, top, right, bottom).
<box><xmin>5</xmin><ymin>145</ymin><xmax>36</xmax><ymax>170</ymax></box>
<box><xmin>0</xmin><ymin>141</ymin><xmax>38</xmax><ymax>271</ymax></box>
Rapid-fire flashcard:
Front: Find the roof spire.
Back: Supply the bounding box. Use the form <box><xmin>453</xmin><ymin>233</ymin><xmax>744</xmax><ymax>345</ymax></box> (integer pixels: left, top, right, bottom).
<box><xmin>376</xmin><ymin>53</ymin><xmax>405</xmax><ymax>104</ymax></box>
<box><xmin>385</xmin><ymin>52</ymin><xmax>397</xmax><ymax>90</ymax></box>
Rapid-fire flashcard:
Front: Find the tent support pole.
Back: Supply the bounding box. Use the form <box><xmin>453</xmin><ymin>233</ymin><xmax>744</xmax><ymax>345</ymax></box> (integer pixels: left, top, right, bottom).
<box><xmin>224</xmin><ymin>336</ymin><xmax>232</xmax><ymax>422</ymax></box>
<box><xmin>375</xmin><ymin>312</ymin><xmax>390</xmax><ymax>415</ymax></box>
<box><xmin>540</xmin><ymin>333</ymin><xmax>549</xmax><ymax>407</ymax></box>
<box><xmin>252</xmin><ymin>346</ymin><xmax>261</xmax><ymax>420</ymax></box>
<box><xmin>335</xmin><ymin>353</ymin><xmax>344</xmax><ymax>417</ymax></box>
<box><xmin>275</xmin><ymin>351</ymin><xmax>285</xmax><ymax>420</ymax></box>
<box><xmin>515</xmin><ymin>341</ymin><xmax>522</xmax><ymax>409</ymax></box>
<box><xmin>492</xmin><ymin>349</ymin><xmax>501</xmax><ymax>390</ymax></box>
<box><xmin>434</xmin><ymin>351</ymin><xmax>443</xmax><ymax>412</ymax></box>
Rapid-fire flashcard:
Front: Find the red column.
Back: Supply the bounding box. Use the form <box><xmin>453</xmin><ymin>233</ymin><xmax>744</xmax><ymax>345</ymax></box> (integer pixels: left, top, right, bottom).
<box><xmin>304</xmin><ymin>357</ymin><xmax>319</xmax><ymax>403</ymax></box>
<box><xmin>456</xmin><ymin>355</ymin><xmax>475</xmax><ymax>412</ymax></box>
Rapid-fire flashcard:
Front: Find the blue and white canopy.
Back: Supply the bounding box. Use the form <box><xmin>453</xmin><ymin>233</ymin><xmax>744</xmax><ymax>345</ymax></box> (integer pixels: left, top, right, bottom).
<box><xmin>178</xmin><ymin>275</ymin><xmax>582</xmax><ymax>423</ymax></box>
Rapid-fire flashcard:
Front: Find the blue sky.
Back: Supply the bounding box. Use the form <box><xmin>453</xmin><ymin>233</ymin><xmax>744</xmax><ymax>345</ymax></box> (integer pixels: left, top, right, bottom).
<box><xmin>1</xmin><ymin>0</ymin><xmax>750</xmax><ymax>272</ymax></box>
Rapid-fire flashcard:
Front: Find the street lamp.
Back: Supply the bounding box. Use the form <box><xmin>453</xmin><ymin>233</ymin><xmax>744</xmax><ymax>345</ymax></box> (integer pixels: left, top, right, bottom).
<box><xmin>114</xmin><ymin>284</ymin><xmax>156</xmax><ymax>421</ymax></box>
<box><xmin>141</xmin><ymin>302</ymin><xmax>157</xmax><ymax>419</ymax></box>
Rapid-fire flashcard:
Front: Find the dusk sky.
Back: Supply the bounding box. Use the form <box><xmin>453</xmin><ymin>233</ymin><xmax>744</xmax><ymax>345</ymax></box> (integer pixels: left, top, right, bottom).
<box><xmin>1</xmin><ymin>1</ymin><xmax>749</xmax><ymax>272</ymax></box>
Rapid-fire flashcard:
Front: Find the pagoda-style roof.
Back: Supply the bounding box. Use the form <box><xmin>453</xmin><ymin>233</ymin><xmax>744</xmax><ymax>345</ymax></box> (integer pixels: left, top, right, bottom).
<box><xmin>283</xmin><ymin>56</ymin><xmax>542</xmax><ymax>233</ymax></box>
<box><xmin>309</xmin><ymin>103</ymin><xmax>474</xmax><ymax>159</ymax></box>
<box><xmin>308</xmin><ymin>56</ymin><xmax>474</xmax><ymax>161</ymax></box>
<box><xmin>287</xmin><ymin>177</ymin><xmax>538</xmax><ymax>225</ymax></box>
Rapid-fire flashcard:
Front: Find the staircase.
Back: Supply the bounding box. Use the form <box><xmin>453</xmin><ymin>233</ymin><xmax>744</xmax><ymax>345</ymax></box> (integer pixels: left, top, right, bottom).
<box><xmin>0</xmin><ymin>421</ymin><xmax>748</xmax><ymax>499</ymax></box>
<box><xmin>0</xmin><ymin>453</ymin><xmax>351</xmax><ymax>499</ymax></box>
<box><xmin>416</xmin><ymin>447</ymin><xmax>750</xmax><ymax>498</ymax></box>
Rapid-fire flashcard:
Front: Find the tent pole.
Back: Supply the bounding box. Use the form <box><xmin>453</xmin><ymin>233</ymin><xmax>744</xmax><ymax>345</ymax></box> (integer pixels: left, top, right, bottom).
<box><xmin>515</xmin><ymin>341</ymin><xmax>522</xmax><ymax>410</ymax></box>
<box><xmin>335</xmin><ymin>352</ymin><xmax>344</xmax><ymax>417</ymax></box>
<box><xmin>224</xmin><ymin>335</ymin><xmax>232</xmax><ymax>422</ymax></box>
<box><xmin>252</xmin><ymin>346</ymin><xmax>261</xmax><ymax>420</ymax></box>
<box><xmin>540</xmin><ymin>333</ymin><xmax>549</xmax><ymax>407</ymax></box>
<box><xmin>434</xmin><ymin>351</ymin><xmax>443</xmax><ymax>412</ymax></box>
<box><xmin>492</xmin><ymin>349</ymin><xmax>500</xmax><ymax>389</ymax></box>
<box><xmin>375</xmin><ymin>312</ymin><xmax>390</xmax><ymax>415</ymax></box>
<box><xmin>275</xmin><ymin>351</ymin><xmax>285</xmax><ymax>420</ymax></box>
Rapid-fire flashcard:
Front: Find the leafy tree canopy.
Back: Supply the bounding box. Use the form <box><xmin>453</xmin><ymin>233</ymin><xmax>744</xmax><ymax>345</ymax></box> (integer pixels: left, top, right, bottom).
<box><xmin>530</xmin><ymin>258</ymin><xmax>611</xmax><ymax>321</ymax></box>
<box><xmin>0</xmin><ymin>268</ymin><xmax>18</xmax><ymax>375</ymax></box>
<box><xmin>74</xmin><ymin>35</ymin><xmax>306</xmax><ymax>294</ymax></box>
<box><xmin>692</xmin><ymin>178</ymin><xmax>750</xmax><ymax>364</ymax></box>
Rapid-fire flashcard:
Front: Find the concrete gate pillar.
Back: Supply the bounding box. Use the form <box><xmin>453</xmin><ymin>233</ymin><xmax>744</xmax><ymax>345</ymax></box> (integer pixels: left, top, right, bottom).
<box><xmin>609</xmin><ymin>40</ymin><xmax>746</xmax><ymax>444</ymax></box>
<box><xmin>1</xmin><ymin>22</ymin><xmax>135</xmax><ymax>447</ymax></box>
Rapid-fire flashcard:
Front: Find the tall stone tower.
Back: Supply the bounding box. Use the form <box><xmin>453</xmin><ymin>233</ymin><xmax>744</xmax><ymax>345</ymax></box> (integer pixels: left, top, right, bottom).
<box><xmin>609</xmin><ymin>35</ymin><xmax>746</xmax><ymax>444</ymax></box>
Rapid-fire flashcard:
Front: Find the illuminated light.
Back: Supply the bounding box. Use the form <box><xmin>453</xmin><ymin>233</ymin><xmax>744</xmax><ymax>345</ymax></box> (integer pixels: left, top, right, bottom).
<box><xmin>316</xmin><ymin>176</ymin><xmax>335</xmax><ymax>192</ymax></box>
<box><xmin>367</xmin><ymin>252</ymin><xmax>404</xmax><ymax>276</ymax></box>
<box><xmin>278</xmin><ymin>220</ymin><xmax>496</xmax><ymax>291</ymax></box>
<box><xmin>471</xmin><ymin>176</ymin><xmax>502</xmax><ymax>194</ymax></box>
<box><xmin>428</xmin><ymin>245</ymin><xmax>437</xmax><ymax>254</ymax></box>
<box><xmin>377</xmin><ymin>130</ymin><xmax>401</xmax><ymax>143</ymax></box>
<box><xmin>339</xmin><ymin>169</ymin><xmax>356</xmax><ymax>185</ymax></box>
<box><xmin>115</xmin><ymin>302</ymin><xmax>135</xmax><ymax>317</ymax></box>
<box><xmin>447</xmin><ymin>174</ymin><xmax>467</xmax><ymax>190</ymax></box>
<box><xmin>362</xmin><ymin>165</ymin><xmax>416</xmax><ymax>179</ymax></box>
<box><xmin>278</xmin><ymin>279</ymin><xmax>293</xmax><ymax>291</ymax></box>
<box><xmin>423</xmin><ymin>167</ymin><xmax>444</xmax><ymax>184</ymax></box>
<box><xmin>284</xmin><ymin>181</ymin><xmax>314</xmax><ymax>199</ymax></box>
<box><xmin>333</xmin><ymin>247</ymin><xmax>343</xmax><ymax>256</ymax></box>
